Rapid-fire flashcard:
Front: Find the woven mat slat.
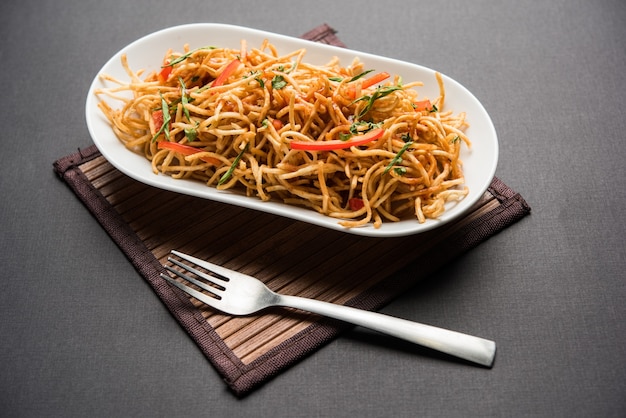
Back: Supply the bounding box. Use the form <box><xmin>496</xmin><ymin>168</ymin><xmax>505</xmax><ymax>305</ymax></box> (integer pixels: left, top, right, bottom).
<box><xmin>53</xmin><ymin>23</ymin><xmax>531</xmax><ymax>397</ymax></box>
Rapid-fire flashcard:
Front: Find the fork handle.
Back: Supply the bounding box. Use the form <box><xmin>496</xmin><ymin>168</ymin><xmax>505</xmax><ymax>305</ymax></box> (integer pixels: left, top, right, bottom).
<box><xmin>276</xmin><ymin>294</ymin><xmax>496</xmax><ymax>367</ymax></box>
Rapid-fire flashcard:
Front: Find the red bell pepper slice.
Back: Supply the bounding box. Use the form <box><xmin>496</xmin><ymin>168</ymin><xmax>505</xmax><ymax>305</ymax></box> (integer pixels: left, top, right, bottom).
<box><xmin>290</xmin><ymin>128</ymin><xmax>384</xmax><ymax>151</ymax></box>
<box><xmin>212</xmin><ymin>59</ymin><xmax>241</xmax><ymax>87</ymax></box>
<box><xmin>414</xmin><ymin>99</ymin><xmax>434</xmax><ymax>112</ymax></box>
<box><xmin>152</xmin><ymin>110</ymin><xmax>164</xmax><ymax>131</ymax></box>
<box><xmin>157</xmin><ymin>61</ymin><xmax>172</xmax><ymax>83</ymax></box>
<box><xmin>158</xmin><ymin>141</ymin><xmax>222</xmax><ymax>166</ymax></box>
<box><xmin>348</xmin><ymin>197</ymin><xmax>365</xmax><ymax>211</ymax></box>
<box><xmin>271</xmin><ymin>118</ymin><xmax>284</xmax><ymax>131</ymax></box>
<box><xmin>346</xmin><ymin>72</ymin><xmax>391</xmax><ymax>99</ymax></box>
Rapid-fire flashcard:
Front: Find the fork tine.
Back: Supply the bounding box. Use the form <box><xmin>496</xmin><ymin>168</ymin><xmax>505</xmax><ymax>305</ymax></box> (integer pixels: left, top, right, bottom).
<box><xmin>171</xmin><ymin>250</ymin><xmax>234</xmax><ymax>282</ymax></box>
<box><xmin>163</xmin><ymin>264</ymin><xmax>223</xmax><ymax>296</ymax></box>
<box><xmin>168</xmin><ymin>257</ymin><xmax>229</xmax><ymax>288</ymax></box>
<box><xmin>168</xmin><ymin>256</ymin><xmax>227</xmax><ymax>286</ymax></box>
<box><xmin>160</xmin><ymin>273</ymin><xmax>221</xmax><ymax>307</ymax></box>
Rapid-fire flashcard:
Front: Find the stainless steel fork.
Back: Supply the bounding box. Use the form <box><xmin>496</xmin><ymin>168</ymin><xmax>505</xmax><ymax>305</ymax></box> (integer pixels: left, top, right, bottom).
<box><xmin>160</xmin><ymin>250</ymin><xmax>496</xmax><ymax>367</ymax></box>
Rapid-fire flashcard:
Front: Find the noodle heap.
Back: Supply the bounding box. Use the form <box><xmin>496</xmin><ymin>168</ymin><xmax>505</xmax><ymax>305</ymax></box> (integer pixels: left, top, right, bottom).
<box><xmin>95</xmin><ymin>39</ymin><xmax>470</xmax><ymax>228</ymax></box>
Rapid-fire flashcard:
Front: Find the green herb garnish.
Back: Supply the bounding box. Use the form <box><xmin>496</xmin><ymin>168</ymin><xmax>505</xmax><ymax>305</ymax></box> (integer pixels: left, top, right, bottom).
<box><xmin>164</xmin><ymin>46</ymin><xmax>215</xmax><ymax>67</ymax></box>
<box><xmin>338</xmin><ymin>121</ymin><xmax>382</xmax><ymax>141</ymax></box>
<box><xmin>178</xmin><ymin>77</ymin><xmax>192</xmax><ymax>121</ymax></box>
<box><xmin>275</xmin><ymin>63</ymin><xmax>296</xmax><ymax>74</ymax></box>
<box><xmin>179</xmin><ymin>77</ymin><xmax>199</xmax><ymax>141</ymax></box>
<box><xmin>184</xmin><ymin>128</ymin><xmax>197</xmax><ymax>142</ymax></box>
<box><xmin>383</xmin><ymin>141</ymin><xmax>413</xmax><ymax>175</ymax></box>
<box><xmin>348</xmin><ymin>69</ymin><xmax>375</xmax><ymax>82</ymax></box>
<box><xmin>328</xmin><ymin>70</ymin><xmax>375</xmax><ymax>84</ymax></box>
<box><xmin>151</xmin><ymin>92</ymin><xmax>171</xmax><ymax>142</ymax></box>
<box><xmin>246</xmin><ymin>71</ymin><xmax>266</xmax><ymax>88</ymax></box>
<box><xmin>271</xmin><ymin>75</ymin><xmax>287</xmax><ymax>90</ymax></box>
<box><xmin>218</xmin><ymin>144</ymin><xmax>249</xmax><ymax>185</ymax></box>
<box><xmin>349</xmin><ymin>121</ymin><xmax>381</xmax><ymax>135</ymax></box>
<box><xmin>354</xmin><ymin>85</ymin><xmax>403</xmax><ymax>119</ymax></box>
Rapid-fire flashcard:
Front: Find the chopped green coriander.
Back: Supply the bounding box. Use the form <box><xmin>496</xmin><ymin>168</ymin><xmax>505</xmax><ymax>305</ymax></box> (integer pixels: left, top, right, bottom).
<box><xmin>349</xmin><ymin>121</ymin><xmax>382</xmax><ymax>135</ymax></box>
<box><xmin>246</xmin><ymin>70</ymin><xmax>265</xmax><ymax>87</ymax></box>
<box><xmin>274</xmin><ymin>63</ymin><xmax>296</xmax><ymax>74</ymax></box>
<box><xmin>338</xmin><ymin>121</ymin><xmax>382</xmax><ymax>141</ymax></box>
<box><xmin>271</xmin><ymin>75</ymin><xmax>287</xmax><ymax>89</ymax></box>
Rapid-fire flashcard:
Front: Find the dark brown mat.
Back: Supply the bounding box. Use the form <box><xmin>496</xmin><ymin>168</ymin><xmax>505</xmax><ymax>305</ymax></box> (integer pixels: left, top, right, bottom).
<box><xmin>54</xmin><ymin>24</ymin><xmax>530</xmax><ymax>396</ymax></box>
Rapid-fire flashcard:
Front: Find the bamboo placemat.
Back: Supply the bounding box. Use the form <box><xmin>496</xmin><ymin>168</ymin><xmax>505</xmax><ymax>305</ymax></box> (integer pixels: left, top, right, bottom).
<box><xmin>54</xmin><ymin>24</ymin><xmax>531</xmax><ymax>396</ymax></box>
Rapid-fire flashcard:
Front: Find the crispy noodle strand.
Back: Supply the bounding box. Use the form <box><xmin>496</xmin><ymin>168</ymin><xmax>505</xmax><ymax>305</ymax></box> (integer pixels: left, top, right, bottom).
<box><xmin>95</xmin><ymin>41</ymin><xmax>471</xmax><ymax>229</ymax></box>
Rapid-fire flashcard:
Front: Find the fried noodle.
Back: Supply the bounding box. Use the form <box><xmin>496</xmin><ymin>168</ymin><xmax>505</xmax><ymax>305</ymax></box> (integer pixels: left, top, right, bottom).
<box><xmin>95</xmin><ymin>40</ymin><xmax>471</xmax><ymax>228</ymax></box>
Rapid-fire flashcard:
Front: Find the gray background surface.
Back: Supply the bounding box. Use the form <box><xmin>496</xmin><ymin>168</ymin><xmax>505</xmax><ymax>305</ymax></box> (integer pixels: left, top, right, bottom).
<box><xmin>1</xmin><ymin>0</ymin><xmax>625</xmax><ymax>416</ymax></box>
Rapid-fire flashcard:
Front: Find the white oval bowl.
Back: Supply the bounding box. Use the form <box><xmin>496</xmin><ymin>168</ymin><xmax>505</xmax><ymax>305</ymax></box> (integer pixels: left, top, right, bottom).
<box><xmin>86</xmin><ymin>23</ymin><xmax>498</xmax><ymax>237</ymax></box>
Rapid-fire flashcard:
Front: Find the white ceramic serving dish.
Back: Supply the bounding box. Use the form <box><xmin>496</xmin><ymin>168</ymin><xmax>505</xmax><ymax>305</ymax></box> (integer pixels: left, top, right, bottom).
<box><xmin>86</xmin><ymin>23</ymin><xmax>498</xmax><ymax>237</ymax></box>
